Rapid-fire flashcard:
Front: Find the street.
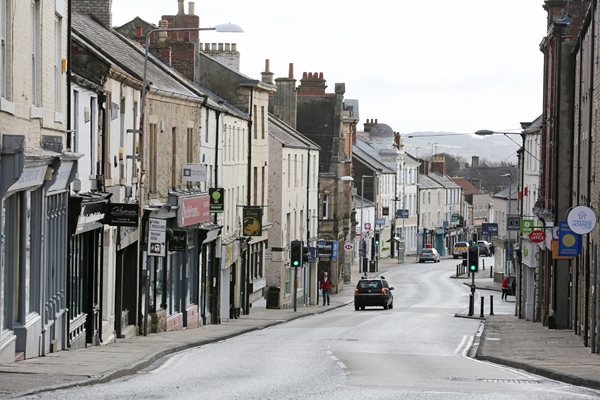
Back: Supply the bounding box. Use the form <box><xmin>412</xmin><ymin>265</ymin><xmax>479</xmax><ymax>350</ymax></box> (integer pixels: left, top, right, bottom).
<box><xmin>27</xmin><ymin>258</ymin><xmax>600</xmax><ymax>400</ymax></box>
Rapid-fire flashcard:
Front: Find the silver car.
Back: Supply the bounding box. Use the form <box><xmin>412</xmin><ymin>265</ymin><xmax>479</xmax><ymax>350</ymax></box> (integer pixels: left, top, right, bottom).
<box><xmin>419</xmin><ymin>248</ymin><xmax>440</xmax><ymax>263</ymax></box>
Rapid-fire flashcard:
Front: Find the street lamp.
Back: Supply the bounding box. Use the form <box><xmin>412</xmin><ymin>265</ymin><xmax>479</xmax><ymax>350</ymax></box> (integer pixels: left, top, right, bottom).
<box><xmin>358</xmin><ymin>175</ymin><xmax>373</xmax><ymax>273</ymax></box>
<box><xmin>137</xmin><ymin>23</ymin><xmax>243</xmax><ymax>335</ymax></box>
<box><xmin>474</xmin><ymin>129</ymin><xmax>540</xmax><ymax>162</ymax></box>
<box><xmin>501</xmin><ymin>172</ymin><xmax>513</xmax><ymax>277</ymax></box>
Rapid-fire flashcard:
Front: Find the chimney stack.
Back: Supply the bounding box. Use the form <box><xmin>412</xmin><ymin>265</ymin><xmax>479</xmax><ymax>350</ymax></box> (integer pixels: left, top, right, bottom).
<box><xmin>72</xmin><ymin>0</ymin><xmax>113</xmax><ymax>28</ymax></box>
<box><xmin>261</xmin><ymin>59</ymin><xmax>274</xmax><ymax>84</ymax></box>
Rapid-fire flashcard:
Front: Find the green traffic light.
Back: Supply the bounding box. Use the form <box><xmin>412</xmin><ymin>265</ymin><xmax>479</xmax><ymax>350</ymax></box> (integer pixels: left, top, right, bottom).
<box><xmin>293</xmin><ymin>261</ymin><xmax>299</xmax><ymax>267</ymax></box>
<box><xmin>469</xmin><ymin>265</ymin><xmax>476</xmax><ymax>272</ymax></box>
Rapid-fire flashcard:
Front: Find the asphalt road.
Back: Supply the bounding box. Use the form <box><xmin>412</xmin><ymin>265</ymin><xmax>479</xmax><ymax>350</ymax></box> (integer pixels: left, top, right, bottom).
<box><xmin>28</xmin><ymin>259</ymin><xmax>600</xmax><ymax>400</ymax></box>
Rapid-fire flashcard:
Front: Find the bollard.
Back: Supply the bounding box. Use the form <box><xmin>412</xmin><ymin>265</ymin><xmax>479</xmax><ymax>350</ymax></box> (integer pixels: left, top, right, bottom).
<box><xmin>456</xmin><ymin>265</ymin><xmax>459</xmax><ymax>277</ymax></box>
<box><xmin>490</xmin><ymin>266</ymin><xmax>493</xmax><ymax>278</ymax></box>
<box><xmin>482</xmin><ymin>259</ymin><xmax>485</xmax><ymax>270</ymax></box>
<box><xmin>490</xmin><ymin>295</ymin><xmax>494</xmax><ymax>315</ymax></box>
<box><xmin>468</xmin><ymin>294</ymin><xmax>474</xmax><ymax>316</ymax></box>
<box><xmin>480</xmin><ymin>296</ymin><xmax>485</xmax><ymax>318</ymax></box>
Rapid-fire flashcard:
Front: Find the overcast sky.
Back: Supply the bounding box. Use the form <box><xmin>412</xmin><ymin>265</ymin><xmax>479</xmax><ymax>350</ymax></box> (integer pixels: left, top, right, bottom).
<box><xmin>112</xmin><ymin>0</ymin><xmax>547</xmax><ymax>138</ymax></box>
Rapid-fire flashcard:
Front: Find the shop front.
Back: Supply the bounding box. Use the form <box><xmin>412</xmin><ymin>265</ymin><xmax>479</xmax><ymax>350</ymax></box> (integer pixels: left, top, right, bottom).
<box><xmin>0</xmin><ymin>134</ymin><xmax>78</xmax><ymax>362</ymax></box>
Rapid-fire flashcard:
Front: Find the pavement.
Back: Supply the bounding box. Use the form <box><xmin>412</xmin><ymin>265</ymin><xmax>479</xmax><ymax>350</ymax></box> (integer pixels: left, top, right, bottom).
<box><xmin>0</xmin><ymin>256</ymin><xmax>599</xmax><ymax>398</ymax></box>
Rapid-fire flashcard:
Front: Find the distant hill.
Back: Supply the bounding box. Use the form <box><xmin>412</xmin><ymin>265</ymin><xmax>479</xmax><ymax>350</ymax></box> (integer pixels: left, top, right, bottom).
<box><xmin>403</xmin><ymin>132</ymin><xmax>520</xmax><ymax>165</ymax></box>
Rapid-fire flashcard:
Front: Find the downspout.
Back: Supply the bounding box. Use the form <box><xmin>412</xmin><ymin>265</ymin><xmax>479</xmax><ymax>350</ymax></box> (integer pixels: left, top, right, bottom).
<box><xmin>66</xmin><ymin>0</ymin><xmax>72</xmax><ymax>150</ymax></box>
<box><xmin>586</xmin><ymin>0</ymin><xmax>596</xmax><ymax>349</ymax></box>
<box><xmin>552</xmin><ymin>27</ymin><xmax>563</xmax><ymax>324</ymax></box>
<box><xmin>98</xmin><ymin>94</ymin><xmax>107</xmax><ymax>192</ymax></box>
<box><xmin>574</xmin><ymin>31</ymin><xmax>584</xmax><ymax>337</ymax></box>
<box><xmin>306</xmin><ymin>148</ymin><xmax>311</xmax><ymax>305</ymax></box>
<box><xmin>244</xmin><ymin>88</ymin><xmax>254</xmax><ymax>315</ymax></box>
<box><xmin>212</xmin><ymin>107</ymin><xmax>221</xmax><ymax>324</ymax></box>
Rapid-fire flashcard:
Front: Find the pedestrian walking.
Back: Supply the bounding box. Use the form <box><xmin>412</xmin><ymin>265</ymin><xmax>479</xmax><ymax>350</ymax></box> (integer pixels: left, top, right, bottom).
<box><xmin>320</xmin><ymin>272</ymin><xmax>331</xmax><ymax>306</ymax></box>
<box><xmin>501</xmin><ymin>275</ymin><xmax>509</xmax><ymax>300</ymax></box>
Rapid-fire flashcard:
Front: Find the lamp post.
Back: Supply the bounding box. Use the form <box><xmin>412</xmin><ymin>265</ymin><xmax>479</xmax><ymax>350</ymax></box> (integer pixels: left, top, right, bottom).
<box><xmin>501</xmin><ymin>172</ymin><xmax>512</xmax><ymax>278</ymax></box>
<box><xmin>137</xmin><ymin>23</ymin><xmax>242</xmax><ymax>335</ymax></box>
<box><xmin>359</xmin><ymin>175</ymin><xmax>373</xmax><ymax>273</ymax></box>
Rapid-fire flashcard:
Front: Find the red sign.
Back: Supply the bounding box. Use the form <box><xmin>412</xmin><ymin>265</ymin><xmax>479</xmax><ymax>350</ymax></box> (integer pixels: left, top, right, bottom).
<box><xmin>529</xmin><ymin>230</ymin><xmax>546</xmax><ymax>243</ymax></box>
<box><xmin>178</xmin><ymin>195</ymin><xmax>210</xmax><ymax>226</ymax></box>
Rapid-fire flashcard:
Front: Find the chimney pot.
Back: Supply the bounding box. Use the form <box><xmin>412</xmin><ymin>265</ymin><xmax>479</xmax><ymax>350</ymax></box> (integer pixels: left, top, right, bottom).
<box><xmin>319</xmin><ymin>72</ymin><xmax>323</xmax><ymax>79</ymax></box>
<box><xmin>231</xmin><ymin>43</ymin><xmax>237</xmax><ymax>51</ymax></box>
<box><xmin>303</xmin><ymin>72</ymin><xmax>308</xmax><ymax>79</ymax></box>
<box><xmin>188</xmin><ymin>1</ymin><xmax>195</xmax><ymax>15</ymax></box>
<box><xmin>178</xmin><ymin>0</ymin><xmax>185</xmax><ymax>15</ymax></box>
<box><xmin>288</xmin><ymin>63</ymin><xmax>294</xmax><ymax>79</ymax></box>
<box><xmin>265</xmin><ymin>59</ymin><xmax>270</xmax><ymax>72</ymax></box>
<box><xmin>225</xmin><ymin>43</ymin><xmax>231</xmax><ymax>51</ymax></box>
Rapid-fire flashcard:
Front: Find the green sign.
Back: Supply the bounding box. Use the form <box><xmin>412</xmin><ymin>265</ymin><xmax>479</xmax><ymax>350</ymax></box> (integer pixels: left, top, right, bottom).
<box><xmin>520</xmin><ymin>219</ymin><xmax>534</xmax><ymax>234</ymax></box>
<box><xmin>209</xmin><ymin>188</ymin><xmax>224</xmax><ymax>212</ymax></box>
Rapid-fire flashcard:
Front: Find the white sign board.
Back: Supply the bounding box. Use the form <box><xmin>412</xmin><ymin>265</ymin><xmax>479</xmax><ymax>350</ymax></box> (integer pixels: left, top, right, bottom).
<box><xmin>148</xmin><ymin>218</ymin><xmax>167</xmax><ymax>257</ymax></box>
<box><xmin>567</xmin><ymin>205</ymin><xmax>597</xmax><ymax>234</ymax></box>
<box><xmin>182</xmin><ymin>163</ymin><xmax>207</xmax><ymax>183</ymax></box>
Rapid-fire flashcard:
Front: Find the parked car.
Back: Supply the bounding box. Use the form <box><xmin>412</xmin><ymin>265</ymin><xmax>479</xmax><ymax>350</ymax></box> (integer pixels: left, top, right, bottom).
<box><xmin>478</xmin><ymin>243</ymin><xmax>490</xmax><ymax>256</ymax></box>
<box><xmin>452</xmin><ymin>241</ymin><xmax>469</xmax><ymax>259</ymax></box>
<box><xmin>354</xmin><ymin>276</ymin><xmax>394</xmax><ymax>310</ymax></box>
<box><xmin>419</xmin><ymin>248</ymin><xmax>440</xmax><ymax>263</ymax></box>
<box><xmin>478</xmin><ymin>240</ymin><xmax>491</xmax><ymax>257</ymax></box>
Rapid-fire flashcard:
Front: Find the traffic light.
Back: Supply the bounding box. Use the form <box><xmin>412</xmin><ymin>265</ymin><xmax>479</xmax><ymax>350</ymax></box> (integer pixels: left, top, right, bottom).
<box><xmin>468</xmin><ymin>245</ymin><xmax>479</xmax><ymax>272</ymax></box>
<box><xmin>302</xmin><ymin>246</ymin><xmax>310</xmax><ymax>264</ymax></box>
<box><xmin>374</xmin><ymin>231</ymin><xmax>380</xmax><ymax>246</ymax></box>
<box><xmin>290</xmin><ymin>240</ymin><xmax>303</xmax><ymax>268</ymax></box>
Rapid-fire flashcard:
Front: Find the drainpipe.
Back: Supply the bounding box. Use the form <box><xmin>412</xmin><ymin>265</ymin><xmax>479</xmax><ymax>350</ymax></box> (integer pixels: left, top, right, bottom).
<box><xmin>586</xmin><ymin>0</ymin><xmax>596</xmax><ymax>349</ymax></box>
<box><xmin>212</xmin><ymin>107</ymin><xmax>221</xmax><ymax>324</ymax></box>
<box><xmin>66</xmin><ymin>0</ymin><xmax>72</xmax><ymax>150</ymax></box>
<box><xmin>244</xmin><ymin>88</ymin><xmax>254</xmax><ymax>315</ymax></box>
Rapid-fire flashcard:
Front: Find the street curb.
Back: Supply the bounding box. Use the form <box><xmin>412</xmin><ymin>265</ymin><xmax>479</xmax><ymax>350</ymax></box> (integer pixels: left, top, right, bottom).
<box><xmin>475</xmin><ymin>325</ymin><xmax>600</xmax><ymax>391</ymax></box>
<box><xmin>12</xmin><ymin>301</ymin><xmax>352</xmax><ymax>399</ymax></box>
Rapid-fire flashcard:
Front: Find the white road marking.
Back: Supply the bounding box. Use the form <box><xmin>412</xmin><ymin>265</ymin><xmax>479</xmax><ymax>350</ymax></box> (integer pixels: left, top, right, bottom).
<box><xmin>336</xmin><ymin>361</ymin><xmax>347</xmax><ymax>369</ymax></box>
<box><xmin>455</xmin><ymin>335</ymin><xmax>468</xmax><ymax>354</ymax></box>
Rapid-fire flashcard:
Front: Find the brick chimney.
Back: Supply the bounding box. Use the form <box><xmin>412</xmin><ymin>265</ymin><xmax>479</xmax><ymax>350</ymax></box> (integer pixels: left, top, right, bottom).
<box><xmin>73</xmin><ymin>0</ymin><xmax>113</xmax><ymax>28</ymax></box>
<box><xmin>431</xmin><ymin>154</ymin><xmax>446</xmax><ymax>175</ymax></box>
<box><xmin>271</xmin><ymin>63</ymin><xmax>297</xmax><ymax>128</ymax></box>
<box><xmin>363</xmin><ymin>118</ymin><xmax>377</xmax><ymax>133</ymax></box>
<box><xmin>261</xmin><ymin>59</ymin><xmax>274</xmax><ymax>84</ymax></box>
<box><xmin>297</xmin><ymin>72</ymin><xmax>327</xmax><ymax>95</ymax></box>
<box><xmin>419</xmin><ymin>159</ymin><xmax>429</xmax><ymax>175</ymax></box>
<box><xmin>471</xmin><ymin>155</ymin><xmax>479</xmax><ymax>168</ymax></box>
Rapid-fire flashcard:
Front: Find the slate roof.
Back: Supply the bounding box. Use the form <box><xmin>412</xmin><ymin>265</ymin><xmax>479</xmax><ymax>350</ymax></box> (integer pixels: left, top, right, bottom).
<box><xmin>72</xmin><ymin>13</ymin><xmax>247</xmax><ymax>120</ymax></box>
<box><xmin>269</xmin><ymin>115</ymin><xmax>320</xmax><ymax>150</ymax></box>
<box><xmin>418</xmin><ymin>174</ymin><xmax>443</xmax><ymax>189</ymax></box>
<box><xmin>353</xmin><ymin>139</ymin><xmax>395</xmax><ymax>173</ymax></box>
<box><xmin>428</xmin><ymin>171</ymin><xmax>461</xmax><ymax>189</ymax></box>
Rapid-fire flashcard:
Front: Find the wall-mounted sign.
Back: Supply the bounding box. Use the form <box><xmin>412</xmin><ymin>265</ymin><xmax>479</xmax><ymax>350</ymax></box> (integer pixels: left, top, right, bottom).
<box><xmin>567</xmin><ymin>205</ymin><xmax>597</xmax><ymax>235</ymax></box>
<box><xmin>364</xmin><ymin>223</ymin><xmax>372</xmax><ymax>230</ymax></box>
<box><xmin>168</xmin><ymin>229</ymin><xmax>187</xmax><ymax>252</ymax></box>
<box><xmin>317</xmin><ymin>240</ymin><xmax>337</xmax><ymax>260</ymax></box>
<box><xmin>382</xmin><ymin>207</ymin><xmax>389</xmax><ymax>216</ymax></box>
<box><xmin>178</xmin><ymin>195</ymin><xmax>210</xmax><ymax>226</ymax></box>
<box><xmin>375</xmin><ymin>218</ymin><xmax>385</xmax><ymax>226</ymax></box>
<box><xmin>148</xmin><ymin>218</ymin><xmax>166</xmax><ymax>257</ymax></box>
<box><xmin>181</xmin><ymin>163</ymin><xmax>207</xmax><ymax>183</ymax></box>
<box><xmin>105</xmin><ymin>203</ymin><xmax>139</xmax><ymax>227</ymax></box>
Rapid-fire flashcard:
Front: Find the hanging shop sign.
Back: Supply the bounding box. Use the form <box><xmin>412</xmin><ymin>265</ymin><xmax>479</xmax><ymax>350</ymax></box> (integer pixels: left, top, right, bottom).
<box><xmin>209</xmin><ymin>188</ymin><xmax>224</xmax><ymax>212</ymax></box>
<box><xmin>482</xmin><ymin>223</ymin><xmax>498</xmax><ymax>236</ymax></box>
<box><xmin>105</xmin><ymin>203</ymin><xmax>139</xmax><ymax>227</ymax></box>
<box><xmin>243</xmin><ymin>207</ymin><xmax>263</xmax><ymax>236</ymax></box>
<box><xmin>566</xmin><ymin>205</ymin><xmax>597</xmax><ymax>235</ymax></box>
<box><xmin>557</xmin><ymin>221</ymin><xmax>581</xmax><ymax>257</ymax></box>
<box><xmin>520</xmin><ymin>219</ymin><xmax>535</xmax><ymax>234</ymax></box>
<box><xmin>528</xmin><ymin>229</ymin><xmax>545</xmax><ymax>243</ymax></box>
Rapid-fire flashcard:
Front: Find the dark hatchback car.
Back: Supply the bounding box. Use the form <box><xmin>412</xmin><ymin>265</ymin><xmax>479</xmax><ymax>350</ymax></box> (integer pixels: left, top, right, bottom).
<box><xmin>354</xmin><ymin>276</ymin><xmax>394</xmax><ymax>310</ymax></box>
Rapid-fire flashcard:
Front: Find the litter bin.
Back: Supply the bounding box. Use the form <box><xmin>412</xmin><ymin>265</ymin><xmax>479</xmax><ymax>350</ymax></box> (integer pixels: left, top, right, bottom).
<box><xmin>369</xmin><ymin>260</ymin><xmax>376</xmax><ymax>272</ymax></box>
<box><xmin>266</xmin><ymin>286</ymin><xmax>280</xmax><ymax>309</ymax></box>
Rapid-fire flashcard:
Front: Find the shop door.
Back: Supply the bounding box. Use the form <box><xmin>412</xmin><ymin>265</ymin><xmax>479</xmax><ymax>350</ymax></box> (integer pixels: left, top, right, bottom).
<box><xmin>115</xmin><ymin>244</ymin><xmax>137</xmax><ymax>337</ymax></box>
